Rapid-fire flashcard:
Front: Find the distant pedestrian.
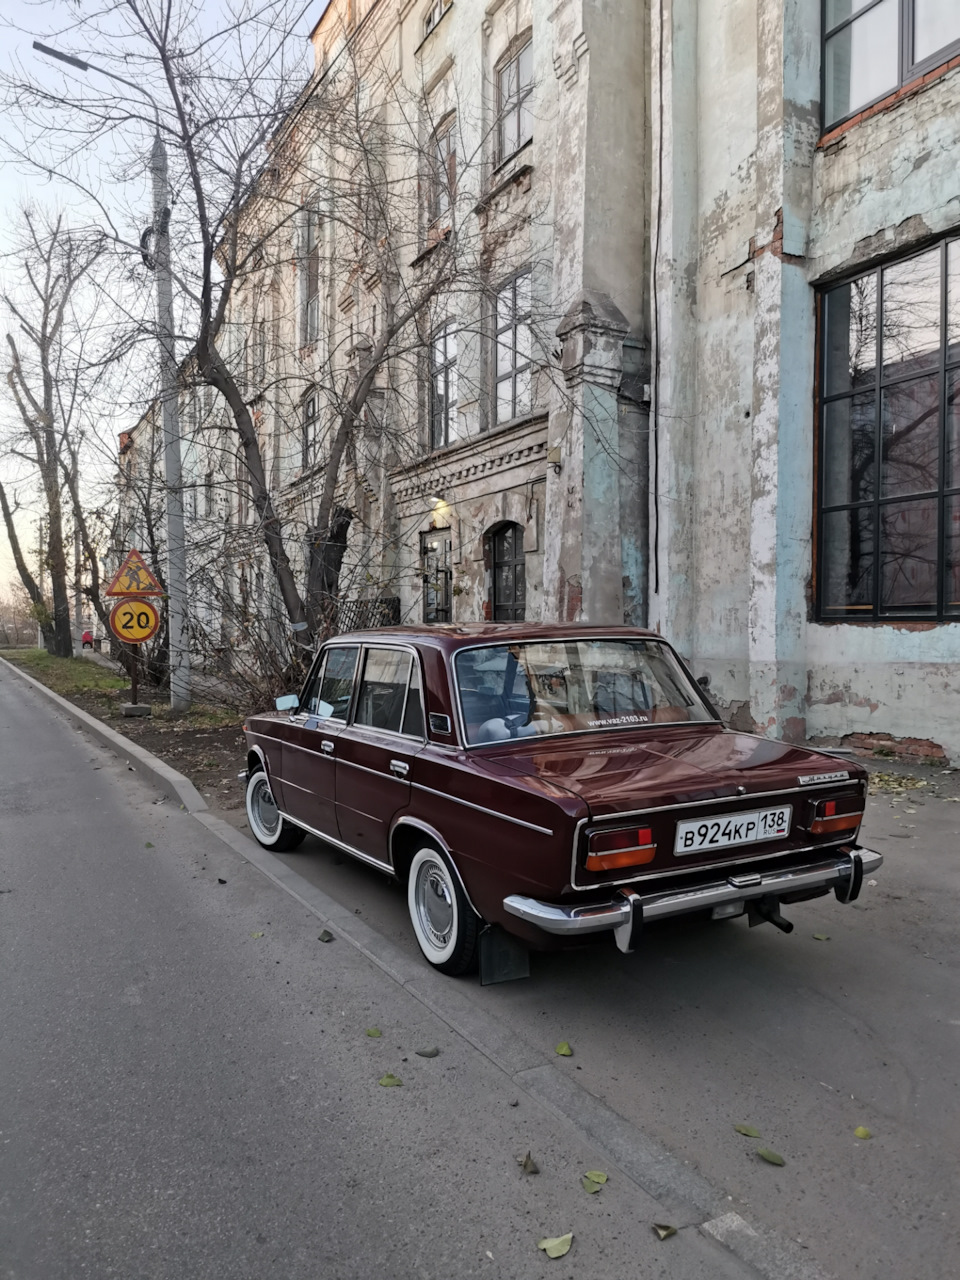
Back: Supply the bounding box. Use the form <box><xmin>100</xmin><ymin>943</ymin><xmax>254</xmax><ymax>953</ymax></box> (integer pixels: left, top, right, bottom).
<box><xmin>81</xmin><ymin>630</ymin><xmax>93</xmax><ymax>649</ymax></box>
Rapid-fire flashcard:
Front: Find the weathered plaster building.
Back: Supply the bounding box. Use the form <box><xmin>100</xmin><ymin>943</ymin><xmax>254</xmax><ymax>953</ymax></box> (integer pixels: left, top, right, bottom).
<box><xmin>651</xmin><ymin>0</ymin><xmax>960</xmax><ymax>759</ymax></box>
<box><xmin>128</xmin><ymin>0</ymin><xmax>960</xmax><ymax>758</ymax></box>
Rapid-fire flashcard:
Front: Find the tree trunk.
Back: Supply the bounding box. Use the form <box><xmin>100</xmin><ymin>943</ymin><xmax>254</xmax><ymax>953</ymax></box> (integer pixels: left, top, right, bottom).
<box><xmin>0</xmin><ymin>479</ymin><xmax>56</xmax><ymax>652</ymax></box>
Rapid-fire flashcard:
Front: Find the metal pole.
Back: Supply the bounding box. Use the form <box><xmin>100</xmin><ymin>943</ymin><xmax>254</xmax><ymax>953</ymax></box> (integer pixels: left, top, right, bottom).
<box><xmin>150</xmin><ymin>133</ymin><xmax>191</xmax><ymax>711</ymax></box>
<box><xmin>130</xmin><ymin>643</ymin><xmax>139</xmax><ymax>706</ymax></box>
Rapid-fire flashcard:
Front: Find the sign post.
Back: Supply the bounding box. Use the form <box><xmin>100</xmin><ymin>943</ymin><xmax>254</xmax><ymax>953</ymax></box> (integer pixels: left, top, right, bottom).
<box><xmin>105</xmin><ymin>552</ymin><xmax>163</xmax><ymax>718</ymax></box>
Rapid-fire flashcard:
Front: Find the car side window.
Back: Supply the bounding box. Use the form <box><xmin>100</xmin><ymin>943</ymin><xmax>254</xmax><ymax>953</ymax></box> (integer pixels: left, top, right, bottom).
<box><xmin>354</xmin><ymin>648</ymin><xmax>412</xmax><ymax>734</ymax></box>
<box><xmin>315</xmin><ymin>646</ymin><xmax>359</xmax><ymax>720</ymax></box>
<box><xmin>401</xmin><ymin>660</ymin><xmax>425</xmax><ymax>738</ymax></box>
<box><xmin>299</xmin><ymin>652</ymin><xmax>327</xmax><ymax>715</ymax></box>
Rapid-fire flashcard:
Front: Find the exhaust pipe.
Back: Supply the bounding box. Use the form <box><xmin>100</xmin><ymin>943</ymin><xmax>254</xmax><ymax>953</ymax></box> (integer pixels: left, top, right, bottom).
<box><xmin>748</xmin><ymin>897</ymin><xmax>794</xmax><ymax>933</ymax></box>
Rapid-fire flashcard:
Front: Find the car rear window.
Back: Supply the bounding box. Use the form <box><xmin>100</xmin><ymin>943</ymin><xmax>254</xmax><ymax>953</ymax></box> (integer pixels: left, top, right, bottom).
<box><xmin>455</xmin><ymin>639</ymin><xmax>712</xmax><ymax>745</ymax></box>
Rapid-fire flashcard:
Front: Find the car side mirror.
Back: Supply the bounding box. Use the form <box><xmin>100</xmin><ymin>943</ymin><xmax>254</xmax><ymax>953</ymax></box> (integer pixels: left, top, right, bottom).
<box><xmin>275</xmin><ymin>693</ymin><xmax>298</xmax><ymax>712</ymax></box>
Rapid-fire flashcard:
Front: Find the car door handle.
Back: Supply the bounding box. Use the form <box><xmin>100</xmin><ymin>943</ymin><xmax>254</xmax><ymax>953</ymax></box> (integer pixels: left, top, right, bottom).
<box><xmin>320</xmin><ymin>740</ymin><xmax>335</xmax><ymax>755</ymax></box>
<box><xmin>389</xmin><ymin>759</ymin><xmax>409</xmax><ymax>778</ymax></box>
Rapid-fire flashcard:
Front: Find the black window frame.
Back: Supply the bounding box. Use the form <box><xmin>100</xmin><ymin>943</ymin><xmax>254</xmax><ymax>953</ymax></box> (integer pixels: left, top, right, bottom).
<box><xmin>428</xmin><ymin>119</ymin><xmax>457</xmax><ymax>226</ymax></box>
<box><xmin>421</xmin><ymin>528</ymin><xmax>453</xmax><ymax>622</ymax></box>
<box><xmin>821</xmin><ymin>0</ymin><xmax>960</xmax><ymax>132</ymax></box>
<box><xmin>303</xmin><ymin>206</ymin><xmax>322</xmax><ymax>345</ymax></box>
<box><xmin>423</xmin><ymin>0</ymin><xmax>451</xmax><ymax>39</ymax></box>
<box><xmin>815</xmin><ymin>233</ymin><xmax>960</xmax><ymax>622</ymax></box>
<box><xmin>429</xmin><ymin>321</ymin><xmax>458</xmax><ymax>449</ymax></box>
<box><xmin>493</xmin><ymin>269</ymin><xmax>532</xmax><ymax>427</ymax></box>
<box><xmin>491</xmin><ymin>522</ymin><xmax>526</xmax><ymax>621</ymax></box>
<box><xmin>302</xmin><ymin>388</ymin><xmax>319</xmax><ymax>470</ymax></box>
<box><xmin>495</xmin><ymin>38</ymin><xmax>534</xmax><ymax>166</ymax></box>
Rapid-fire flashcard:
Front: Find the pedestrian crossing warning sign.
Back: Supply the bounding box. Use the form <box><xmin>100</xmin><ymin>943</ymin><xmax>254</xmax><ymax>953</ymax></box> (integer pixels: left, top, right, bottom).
<box><xmin>105</xmin><ymin>550</ymin><xmax>164</xmax><ymax>597</ymax></box>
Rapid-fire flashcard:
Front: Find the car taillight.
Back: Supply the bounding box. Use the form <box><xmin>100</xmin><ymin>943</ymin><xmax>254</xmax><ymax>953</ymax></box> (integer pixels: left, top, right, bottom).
<box><xmin>810</xmin><ymin>797</ymin><xmax>863</xmax><ymax>836</ymax></box>
<box><xmin>586</xmin><ymin>827</ymin><xmax>656</xmax><ymax>872</ymax></box>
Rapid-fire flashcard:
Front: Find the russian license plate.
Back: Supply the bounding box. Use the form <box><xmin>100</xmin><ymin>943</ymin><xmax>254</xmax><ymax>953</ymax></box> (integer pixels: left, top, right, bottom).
<box><xmin>674</xmin><ymin>805</ymin><xmax>792</xmax><ymax>855</ymax></box>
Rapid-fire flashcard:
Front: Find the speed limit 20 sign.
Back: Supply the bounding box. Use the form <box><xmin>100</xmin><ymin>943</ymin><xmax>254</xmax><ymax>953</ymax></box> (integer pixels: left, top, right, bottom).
<box><xmin>109</xmin><ymin>597</ymin><xmax>160</xmax><ymax>645</ymax></box>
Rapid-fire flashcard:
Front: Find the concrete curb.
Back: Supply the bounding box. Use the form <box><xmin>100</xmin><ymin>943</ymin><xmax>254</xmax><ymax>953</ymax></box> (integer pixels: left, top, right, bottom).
<box><xmin>2</xmin><ymin>654</ymin><xmax>831</xmax><ymax>1280</ymax></box>
<box><xmin>0</xmin><ymin>656</ymin><xmax>208</xmax><ymax>813</ymax></box>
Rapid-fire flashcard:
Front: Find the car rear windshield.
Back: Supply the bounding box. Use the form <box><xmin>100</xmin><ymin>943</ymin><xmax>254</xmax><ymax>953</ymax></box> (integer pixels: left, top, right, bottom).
<box><xmin>455</xmin><ymin>638</ymin><xmax>713</xmax><ymax>745</ymax></box>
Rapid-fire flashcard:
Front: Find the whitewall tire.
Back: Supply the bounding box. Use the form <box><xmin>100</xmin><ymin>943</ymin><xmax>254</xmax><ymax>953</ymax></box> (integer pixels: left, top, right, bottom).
<box><xmin>407</xmin><ymin>846</ymin><xmax>479</xmax><ymax>976</ymax></box>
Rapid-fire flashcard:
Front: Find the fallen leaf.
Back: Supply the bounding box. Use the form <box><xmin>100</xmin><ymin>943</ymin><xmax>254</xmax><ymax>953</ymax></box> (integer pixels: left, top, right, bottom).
<box><xmin>318</xmin><ymin>929</ymin><xmax>334</xmax><ymax>943</ymax></box>
<box><xmin>555</xmin><ymin>1041</ymin><xmax>573</xmax><ymax>1057</ymax></box>
<box><xmin>415</xmin><ymin>1046</ymin><xmax>440</xmax><ymax>1058</ymax></box>
<box><xmin>144</xmin><ymin>841</ymin><xmax>154</xmax><ymax>848</ymax></box>
<box><xmin>217</xmin><ymin>877</ymin><xmax>227</xmax><ymax>885</ymax></box>
<box><xmin>734</xmin><ymin>1124</ymin><xmax>762</xmax><ymax>1138</ymax></box>
<box><xmin>508</xmin><ymin>1099</ymin><xmax>519</xmax><ymax>1107</ymax></box>
<box><xmin>251</xmin><ymin>931</ymin><xmax>264</xmax><ymax>939</ymax></box>
<box><xmin>652</xmin><ymin>1224</ymin><xmax>677</xmax><ymax>1240</ymax></box>
<box><xmin>756</xmin><ymin>1148</ymin><xmax>786</xmax><ymax>1166</ymax></box>
<box><xmin>854</xmin><ymin>1126</ymin><xmax>873</xmax><ymax>1140</ymax></box>
<box><xmin>812</xmin><ymin>933</ymin><xmax>831</xmax><ymax>941</ymax></box>
<box><xmin>581</xmin><ymin>1176</ymin><xmax>601</xmax><ymax>1193</ymax></box>
<box><xmin>366</xmin><ymin>1028</ymin><xmax>382</xmax><ymax>1038</ymax></box>
<box><xmin>518</xmin><ymin>1151</ymin><xmax>539</xmax><ymax>1175</ymax></box>
<box><xmin>378</xmin><ymin>1073</ymin><xmax>402</xmax><ymax>1087</ymax></box>
<box><xmin>583</xmin><ymin>1170</ymin><xmax>608</xmax><ymax>1184</ymax></box>
<box><xmin>537</xmin><ymin>1233</ymin><xmax>572</xmax><ymax>1259</ymax></box>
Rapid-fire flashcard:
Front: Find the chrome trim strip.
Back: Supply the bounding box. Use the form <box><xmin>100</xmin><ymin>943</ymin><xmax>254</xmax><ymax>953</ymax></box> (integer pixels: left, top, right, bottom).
<box><xmin>338</xmin><ymin>756</ymin><xmax>410</xmax><ymax>782</ymax></box>
<box><xmin>276</xmin><ymin>810</ymin><xmax>394</xmax><ymax>875</ymax></box>
<box><xmin>410</xmin><ymin>780</ymin><xmax>554</xmax><ymax>835</ymax></box>
<box><xmin>506</xmin><ymin>846</ymin><xmax>883</xmax><ymax>936</ymax></box>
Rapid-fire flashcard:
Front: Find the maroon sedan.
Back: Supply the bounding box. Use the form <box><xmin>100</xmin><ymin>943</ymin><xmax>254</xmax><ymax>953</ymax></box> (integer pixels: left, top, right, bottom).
<box><xmin>243</xmin><ymin>625</ymin><xmax>880</xmax><ymax>978</ymax></box>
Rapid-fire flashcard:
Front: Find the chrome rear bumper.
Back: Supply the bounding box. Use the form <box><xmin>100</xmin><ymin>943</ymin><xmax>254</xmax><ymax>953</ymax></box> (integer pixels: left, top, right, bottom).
<box><xmin>503</xmin><ymin>846</ymin><xmax>883</xmax><ymax>953</ymax></box>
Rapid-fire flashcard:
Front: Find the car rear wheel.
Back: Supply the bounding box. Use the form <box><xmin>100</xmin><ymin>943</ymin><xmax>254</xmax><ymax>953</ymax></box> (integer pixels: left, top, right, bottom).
<box><xmin>245</xmin><ymin>768</ymin><xmax>306</xmax><ymax>851</ymax></box>
<box><xmin>407</xmin><ymin>846</ymin><xmax>479</xmax><ymax>975</ymax></box>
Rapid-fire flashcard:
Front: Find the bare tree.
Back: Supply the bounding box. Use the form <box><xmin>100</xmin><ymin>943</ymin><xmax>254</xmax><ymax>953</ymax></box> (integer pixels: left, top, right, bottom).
<box><xmin>3</xmin><ymin>0</ymin><xmax>565</xmax><ymax>676</ymax></box>
<box><xmin>1</xmin><ymin>209</ymin><xmax>106</xmax><ymax>657</ymax></box>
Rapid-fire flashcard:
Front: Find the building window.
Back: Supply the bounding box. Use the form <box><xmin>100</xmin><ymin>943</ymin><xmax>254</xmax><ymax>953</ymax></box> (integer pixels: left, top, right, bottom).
<box><xmin>817</xmin><ymin>236</ymin><xmax>960</xmax><ymax>621</ymax></box>
<box><xmin>252</xmin><ymin>316</ymin><xmax>267</xmax><ymax>389</ymax></box>
<box><xmin>496</xmin><ymin>39</ymin><xmax>533</xmax><ymax>165</ymax></box>
<box><xmin>429</xmin><ymin>121</ymin><xmax>457</xmax><ymax>226</ymax></box>
<box><xmin>494</xmin><ymin>271</ymin><xmax>532</xmax><ymax>425</ymax></box>
<box><xmin>303</xmin><ymin>207</ymin><xmax>322</xmax><ymax>345</ymax></box>
<box><xmin>423</xmin><ymin>0</ymin><xmax>450</xmax><ymax>37</ymax></box>
<box><xmin>823</xmin><ymin>0</ymin><xmax>960</xmax><ymax>129</ymax></box>
<box><xmin>491</xmin><ymin>523</ymin><xmax>526</xmax><ymax>621</ymax></box>
<box><xmin>429</xmin><ymin>323</ymin><xmax>458</xmax><ymax>449</ymax></box>
<box><xmin>421</xmin><ymin>529</ymin><xmax>452</xmax><ymax>622</ymax></box>
<box><xmin>302</xmin><ymin>390</ymin><xmax>319</xmax><ymax>470</ymax></box>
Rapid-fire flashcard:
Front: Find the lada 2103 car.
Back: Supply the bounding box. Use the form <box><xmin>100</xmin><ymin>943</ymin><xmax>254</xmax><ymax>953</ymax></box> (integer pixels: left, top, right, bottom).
<box><xmin>243</xmin><ymin>625</ymin><xmax>881</xmax><ymax>978</ymax></box>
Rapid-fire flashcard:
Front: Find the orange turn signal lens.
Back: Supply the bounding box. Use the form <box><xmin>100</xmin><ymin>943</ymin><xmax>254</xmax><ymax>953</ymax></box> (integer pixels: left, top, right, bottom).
<box><xmin>811</xmin><ymin>814</ymin><xmax>862</xmax><ymax>835</ymax></box>
<box><xmin>586</xmin><ymin>827</ymin><xmax>656</xmax><ymax>872</ymax></box>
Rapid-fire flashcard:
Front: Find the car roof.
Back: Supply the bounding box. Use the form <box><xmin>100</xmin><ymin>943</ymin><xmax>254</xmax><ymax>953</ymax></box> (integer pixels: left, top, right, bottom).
<box><xmin>327</xmin><ymin>623</ymin><xmax>665</xmax><ymax>653</ymax></box>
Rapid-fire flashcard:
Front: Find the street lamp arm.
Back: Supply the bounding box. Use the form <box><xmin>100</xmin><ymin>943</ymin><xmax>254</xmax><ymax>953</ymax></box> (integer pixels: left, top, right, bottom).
<box><xmin>32</xmin><ymin>41</ymin><xmax>161</xmax><ymax>126</ymax></box>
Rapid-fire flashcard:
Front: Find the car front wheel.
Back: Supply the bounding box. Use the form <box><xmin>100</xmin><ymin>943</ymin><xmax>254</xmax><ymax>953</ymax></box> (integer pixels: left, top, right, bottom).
<box><xmin>407</xmin><ymin>846</ymin><xmax>479</xmax><ymax>976</ymax></box>
<box><xmin>245</xmin><ymin>768</ymin><xmax>306</xmax><ymax>851</ymax></box>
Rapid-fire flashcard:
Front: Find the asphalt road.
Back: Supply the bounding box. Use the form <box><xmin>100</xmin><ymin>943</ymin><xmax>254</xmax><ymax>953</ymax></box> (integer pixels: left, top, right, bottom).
<box><xmin>0</xmin><ymin>666</ymin><xmax>756</xmax><ymax>1280</ymax></box>
<box><xmin>248</xmin><ymin>762</ymin><xmax>960</xmax><ymax>1278</ymax></box>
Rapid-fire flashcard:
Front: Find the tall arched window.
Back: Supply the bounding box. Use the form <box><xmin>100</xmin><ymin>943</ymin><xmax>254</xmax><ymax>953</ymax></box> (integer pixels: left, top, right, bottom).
<box><xmin>491</xmin><ymin>523</ymin><xmax>526</xmax><ymax>621</ymax></box>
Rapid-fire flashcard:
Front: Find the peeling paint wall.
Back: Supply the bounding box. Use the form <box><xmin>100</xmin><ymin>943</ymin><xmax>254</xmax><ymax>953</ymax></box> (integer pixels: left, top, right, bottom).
<box><xmin>653</xmin><ymin>1</ymin><xmax>960</xmax><ymax>760</ymax></box>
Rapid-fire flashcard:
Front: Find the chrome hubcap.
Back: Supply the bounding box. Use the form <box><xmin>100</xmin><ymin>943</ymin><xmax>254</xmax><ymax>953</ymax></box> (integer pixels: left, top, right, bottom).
<box><xmin>417</xmin><ymin>863</ymin><xmax>453</xmax><ymax>948</ymax></box>
<box><xmin>253</xmin><ymin>779</ymin><xmax>279</xmax><ymax>836</ymax></box>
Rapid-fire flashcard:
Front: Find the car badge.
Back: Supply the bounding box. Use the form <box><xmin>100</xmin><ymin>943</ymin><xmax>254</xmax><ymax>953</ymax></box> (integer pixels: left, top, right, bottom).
<box><xmin>798</xmin><ymin>771</ymin><xmax>849</xmax><ymax>786</ymax></box>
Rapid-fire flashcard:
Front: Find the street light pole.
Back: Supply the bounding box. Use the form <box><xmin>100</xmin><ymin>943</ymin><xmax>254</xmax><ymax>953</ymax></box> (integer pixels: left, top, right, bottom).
<box><xmin>33</xmin><ymin>41</ymin><xmax>191</xmax><ymax>711</ymax></box>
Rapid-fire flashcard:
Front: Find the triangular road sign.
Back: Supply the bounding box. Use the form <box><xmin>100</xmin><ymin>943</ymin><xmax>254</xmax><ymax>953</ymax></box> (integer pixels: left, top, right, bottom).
<box><xmin>105</xmin><ymin>549</ymin><xmax>164</xmax><ymax>596</ymax></box>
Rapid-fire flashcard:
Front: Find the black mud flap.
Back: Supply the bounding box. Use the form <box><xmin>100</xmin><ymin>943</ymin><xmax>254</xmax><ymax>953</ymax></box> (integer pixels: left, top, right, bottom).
<box><xmin>834</xmin><ymin>851</ymin><xmax>864</xmax><ymax>904</ymax></box>
<box><xmin>479</xmin><ymin>926</ymin><xmax>530</xmax><ymax>985</ymax></box>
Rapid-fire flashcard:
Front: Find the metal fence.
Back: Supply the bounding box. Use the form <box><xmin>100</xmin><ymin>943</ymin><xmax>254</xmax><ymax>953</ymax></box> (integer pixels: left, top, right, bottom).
<box><xmin>332</xmin><ymin>597</ymin><xmax>401</xmax><ymax>635</ymax></box>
